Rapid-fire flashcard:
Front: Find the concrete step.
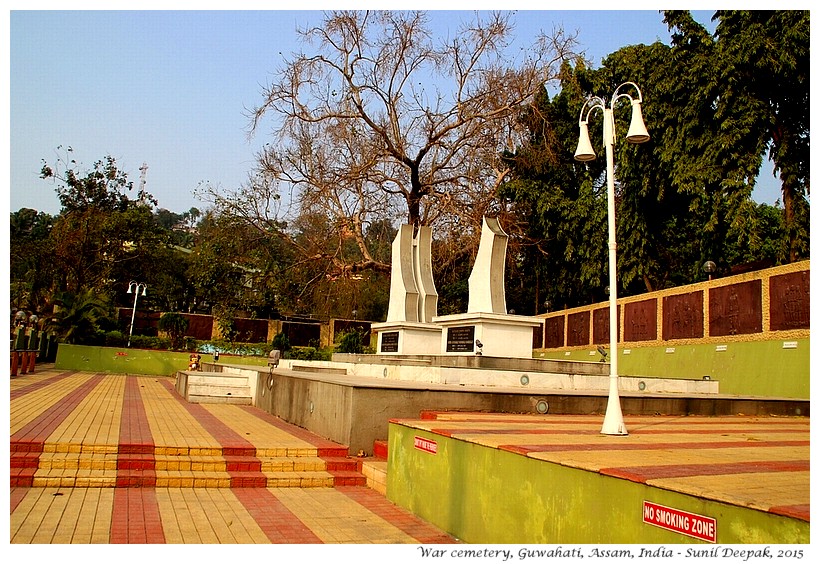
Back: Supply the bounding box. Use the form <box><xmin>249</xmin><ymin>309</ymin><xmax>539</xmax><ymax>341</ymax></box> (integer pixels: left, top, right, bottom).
<box><xmin>176</xmin><ymin>370</ymin><xmax>253</xmax><ymax>404</ymax></box>
<box><xmin>361</xmin><ymin>460</ymin><xmax>388</xmax><ymax>495</ymax></box>
<box><xmin>373</xmin><ymin>439</ymin><xmax>389</xmax><ymax>459</ymax></box>
<box><xmin>11</xmin><ymin>446</ymin><xmax>365</xmax><ymax>488</ymax></box>
<box><xmin>186</xmin><ymin>393</ymin><xmax>252</xmax><ymax>405</ymax></box>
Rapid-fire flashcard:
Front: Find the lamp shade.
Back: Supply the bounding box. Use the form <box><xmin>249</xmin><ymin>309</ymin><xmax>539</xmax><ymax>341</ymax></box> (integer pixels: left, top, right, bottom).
<box><xmin>626</xmin><ymin>100</ymin><xmax>650</xmax><ymax>144</ymax></box>
<box><xmin>574</xmin><ymin>122</ymin><xmax>597</xmax><ymax>162</ymax></box>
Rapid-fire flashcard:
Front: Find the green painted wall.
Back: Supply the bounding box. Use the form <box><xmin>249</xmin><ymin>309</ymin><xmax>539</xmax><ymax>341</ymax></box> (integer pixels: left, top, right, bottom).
<box><xmin>387</xmin><ymin>424</ymin><xmax>809</xmax><ymax>544</ymax></box>
<box><xmin>54</xmin><ymin>344</ymin><xmax>267</xmax><ymax>376</ymax></box>
<box><xmin>55</xmin><ymin>344</ymin><xmax>192</xmax><ymax>375</ymax></box>
<box><xmin>536</xmin><ymin>339</ymin><xmax>809</xmax><ymax>399</ymax></box>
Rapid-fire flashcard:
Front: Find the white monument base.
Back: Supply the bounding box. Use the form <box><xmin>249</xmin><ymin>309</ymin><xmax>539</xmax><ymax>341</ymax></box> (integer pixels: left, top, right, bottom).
<box><xmin>372</xmin><ymin>322</ymin><xmax>442</xmax><ymax>355</ymax></box>
<box><xmin>433</xmin><ymin>312</ymin><xmax>542</xmax><ymax>359</ymax></box>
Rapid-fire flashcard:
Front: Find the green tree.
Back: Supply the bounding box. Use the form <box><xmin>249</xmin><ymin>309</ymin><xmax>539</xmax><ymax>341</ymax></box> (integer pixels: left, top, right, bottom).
<box><xmin>10</xmin><ymin>208</ymin><xmax>57</xmax><ymax>314</ymax></box>
<box><xmin>40</xmin><ymin>150</ymin><xmax>170</xmax><ymax>299</ymax></box>
<box><xmin>157</xmin><ymin>312</ymin><xmax>189</xmax><ymax>350</ymax></box>
<box><xmin>45</xmin><ymin>288</ymin><xmax>114</xmax><ymax>345</ymax></box>
<box><xmin>499</xmin><ymin>10</ymin><xmax>805</xmax><ymax>309</ymax></box>
<box><xmin>710</xmin><ymin>10</ymin><xmax>809</xmax><ymax>262</ymax></box>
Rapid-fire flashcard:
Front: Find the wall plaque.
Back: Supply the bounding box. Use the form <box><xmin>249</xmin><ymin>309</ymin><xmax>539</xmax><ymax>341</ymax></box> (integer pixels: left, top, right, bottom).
<box><xmin>770</xmin><ymin>271</ymin><xmax>810</xmax><ymax>330</ymax></box>
<box><xmin>567</xmin><ymin>311</ymin><xmax>590</xmax><ymax>347</ymax></box>
<box><xmin>592</xmin><ymin>307</ymin><xmax>621</xmax><ymax>344</ymax></box>
<box><xmin>624</xmin><ymin>299</ymin><xmax>657</xmax><ymax>342</ymax></box>
<box><xmin>544</xmin><ymin>317</ymin><xmax>565</xmax><ymax>348</ymax></box>
<box><xmin>380</xmin><ymin>331</ymin><xmax>399</xmax><ymax>353</ymax></box>
<box><xmin>663</xmin><ymin>291</ymin><xmax>704</xmax><ymax>340</ymax></box>
<box><xmin>709</xmin><ymin>280</ymin><xmax>762</xmax><ymax>336</ymax></box>
<box><xmin>446</xmin><ymin>326</ymin><xmax>475</xmax><ymax>352</ymax></box>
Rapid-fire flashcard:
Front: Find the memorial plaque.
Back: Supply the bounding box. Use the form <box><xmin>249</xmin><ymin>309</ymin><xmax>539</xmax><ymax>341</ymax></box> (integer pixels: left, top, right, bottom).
<box><xmin>446</xmin><ymin>326</ymin><xmax>475</xmax><ymax>352</ymax></box>
<box><xmin>624</xmin><ymin>299</ymin><xmax>657</xmax><ymax>342</ymax></box>
<box><xmin>663</xmin><ymin>291</ymin><xmax>704</xmax><ymax>340</ymax></box>
<box><xmin>567</xmin><ymin>311</ymin><xmax>590</xmax><ymax>347</ymax></box>
<box><xmin>544</xmin><ymin>317</ymin><xmax>565</xmax><ymax>348</ymax></box>
<box><xmin>709</xmin><ymin>280</ymin><xmax>762</xmax><ymax>336</ymax></box>
<box><xmin>380</xmin><ymin>331</ymin><xmax>399</xmax><ymax>353</ymax></box>
<box><xmin>770</xmin><ymin>271</ymin><xmax>810</xmax><ymax>330</ymax></box>
<box><xmin>592</xmin><ymin>307</ymin><xmax>621</xmax><ymax>344</ymax></box>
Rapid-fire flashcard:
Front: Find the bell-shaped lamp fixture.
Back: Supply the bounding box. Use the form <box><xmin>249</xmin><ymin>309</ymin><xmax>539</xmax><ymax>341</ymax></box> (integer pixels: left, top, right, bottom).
<box><xmin>626</xmin><ymin>100</ymin><xmax>650</xmax><ymax>144</ymax></box>
<box><xmin>574</xmin><ymin>121</ymin><xmax>597</xmax><ymax>162</ymax></box>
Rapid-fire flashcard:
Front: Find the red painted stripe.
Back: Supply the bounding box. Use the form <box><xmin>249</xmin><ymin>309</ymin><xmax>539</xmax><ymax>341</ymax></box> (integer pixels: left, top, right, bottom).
<box><xmin>10</xmin><ymin>371</ymin><xmax>78</xmax><ymax>400</ymax></box>
<box><xmin>11</xmin><ymin>374</ymin><xmax>105</xmax><ymax>450</ymax></box>
<box><xmin>116</xmin><ymin>376</ymin><xmax>157</xmax><ymax>487</ymax></box>
<box><xmin>338</xmin><ymin>486</ymin><xmax>457</xmax><ymax>543</ymax></box>
<box><xmin>500</xmin><ymin>439</ymin><xmax>810</xmax><ymax>456</ymax></box>
<box><xmin>232</xmin><ymin>488</ymin><xmax>323</xmax><ymax>543</ymax></box>
<box><xmin>160</xmin><ymin>380</ymin><xmax>267</xmax><ymax>487</ymax></box>
<box><xmin>769</xmin><ymin>504</ymin><xmax>810</xmax><ymax>522</ymax></box>
<box><xmin>110</xmin><ymin>488</ymin><xmax>166</xmax><ymax>543</ymax></box>
<box><xmin>10</xmin><ymin>487</ymin><xmax>29</xmax><ymax>514</ymax></box>
<box><xmin>601</xmin><ymin>460</ymin><xmax>811</xmax><ymax>482</ymax></box>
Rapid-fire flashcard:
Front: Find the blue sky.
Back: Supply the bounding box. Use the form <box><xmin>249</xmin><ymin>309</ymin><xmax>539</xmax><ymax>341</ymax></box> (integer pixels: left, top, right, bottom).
<box><xmin>8</xmin><ymin>7</ymin><xmax>782</xmax><ymax>217</ymax></box>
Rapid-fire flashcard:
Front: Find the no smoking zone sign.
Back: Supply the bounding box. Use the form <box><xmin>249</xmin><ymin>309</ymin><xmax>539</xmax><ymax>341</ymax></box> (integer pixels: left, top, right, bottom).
<box><xmin>643</xmin><ymin>500</ymin><xmax>717</xmax><ymax>543</ymax></box>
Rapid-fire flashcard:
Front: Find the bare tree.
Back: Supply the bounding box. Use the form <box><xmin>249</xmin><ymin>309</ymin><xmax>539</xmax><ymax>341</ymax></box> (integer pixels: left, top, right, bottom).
<box><xmin>245</xmin><ymin>10</ymin><xmax>577</xmax><ymax>270</ymax></box>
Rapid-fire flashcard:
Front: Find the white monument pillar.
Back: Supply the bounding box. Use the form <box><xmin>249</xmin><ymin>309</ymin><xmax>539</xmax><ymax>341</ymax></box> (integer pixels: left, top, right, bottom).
<box><xmin>434</xmin><ymin>216</ymin><xmax>542</xmax><ymax>359</ymax></box>
<box><xmin>373</xmin><ymin>225</ymin><xmax>441</xmax><ymax>354</ymax></box>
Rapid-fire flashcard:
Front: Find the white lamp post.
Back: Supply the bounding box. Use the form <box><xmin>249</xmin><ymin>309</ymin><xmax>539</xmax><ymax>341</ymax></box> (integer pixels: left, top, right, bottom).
<box><xmin>126</xmin><ymin>281</ymin><xmax>148</xmax><ymax>347</ymax></box>
<box><xmin>574</xmin><ymin>82</ymin><xmax>650</xmax><ymax>436</ymax></box>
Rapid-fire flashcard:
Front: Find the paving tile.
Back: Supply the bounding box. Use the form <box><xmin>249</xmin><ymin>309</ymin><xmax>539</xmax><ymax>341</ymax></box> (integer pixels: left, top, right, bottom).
<box><xmin>9</xmin><ymin>370</ymin><xmax>459</xmax><ymax>545</ymax></box>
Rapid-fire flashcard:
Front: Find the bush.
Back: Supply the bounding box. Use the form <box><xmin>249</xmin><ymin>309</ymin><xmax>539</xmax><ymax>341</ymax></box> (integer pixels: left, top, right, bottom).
<box><xmin>271</xmin><ymin>332</ymin><xmax>291</xmax><ymax>353</ymax></box>
<box><xmin>128</xmin><ymin>335</ymin><xmax>171</xmax><ymax>350</ymax></box>
<box><xmin>336</xmin><ymin>330</ymin><xmax>365</xmax><ymax>354</ymax></box>
<box><xmin>104</xmin><ymin>330</ymin><xmax>126</xmax><ymax>348</ymax></box>
<box><xmin>288</xmin><ymin>346</ymin><xmax>332</xmax><ymax>361</ymax></box>
<box><xmin>158</xmin><ymin>312</ymin><xmax>189</xmax><ymax>350</ymax></box>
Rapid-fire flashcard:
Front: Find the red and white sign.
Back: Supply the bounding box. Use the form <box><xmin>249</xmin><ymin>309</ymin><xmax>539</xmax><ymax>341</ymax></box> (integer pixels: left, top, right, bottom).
<box><xmin>414</xmin><ymin>436</ymin><xmax>438</xmax><ymax>454</ymax></box>
<box><xmin>643</xmin><ymin>501</ymin><xmax>717</xmax><ymax>543</ymax></box>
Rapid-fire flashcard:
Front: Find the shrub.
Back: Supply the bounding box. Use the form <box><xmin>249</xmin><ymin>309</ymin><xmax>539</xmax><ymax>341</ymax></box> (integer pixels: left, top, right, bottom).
<box><xmin>129</xmin><ymin>335</ymin><xmax>171</xmax><ymax>350</ymax></box>
<box><xmin>288</xmin><ymin>346</ymin><xmax>332</xmax><ymax>361</ymax></box>
<box><xmin>271</xmin><ymin>332</ymin><xmax>291</xmax><ymax>353</ymax></box>
<box><xmin>336</xmin><ymin>330</ymin><xmax>365</xmax><ymax>354</ymax></box>
<box><xmin>157</xmin><ymin>312</ymin><xmax>189</xmax><ymax>350</ymax></box>
<box><xmin>104</xmin><ymin>330</ymin><xmax>126</xmax><ymax>348</ymax></box>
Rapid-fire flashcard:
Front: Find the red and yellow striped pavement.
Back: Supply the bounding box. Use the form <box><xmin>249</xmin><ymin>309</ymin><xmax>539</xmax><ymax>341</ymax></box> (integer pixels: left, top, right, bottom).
<box><xmin>9</xmin><ymin>369</ymin><xmax>458</xmax><ymax>544</ymax></box>
<box><xmin>406</xmin><ymin>410</ymin><xmax>810</xmax><ymax>523</ymax></box>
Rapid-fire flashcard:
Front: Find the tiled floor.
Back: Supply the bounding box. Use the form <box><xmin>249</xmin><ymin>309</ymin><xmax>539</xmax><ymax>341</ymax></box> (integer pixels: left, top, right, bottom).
<box><xmin>9</xmin><ymin>369</ymin><xmax>458</xmax><ymax>544</ymax></box>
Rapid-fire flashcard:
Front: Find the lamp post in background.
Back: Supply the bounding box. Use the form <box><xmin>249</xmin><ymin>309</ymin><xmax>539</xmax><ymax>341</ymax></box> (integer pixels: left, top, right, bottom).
<box><xmin>126</xmin><ymin>281</ymin><xmax>148</xmax><ymax>347</ymax></box>
<box><xmin>574</xmin><ymin>82</ymin><xmax>650</xmax><ymax>436</ymax></box>
<box><xmin>703</xmin><ymin>260</ymin><xmax>716</xmax><ymax>281</ymax></box>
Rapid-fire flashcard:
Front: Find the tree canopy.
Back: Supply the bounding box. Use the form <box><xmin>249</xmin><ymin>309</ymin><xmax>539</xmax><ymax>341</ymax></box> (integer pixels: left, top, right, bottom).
<box><xmin>10</xmin><ymin>10</ymin><xmax>809</xmax><ymax>337</ymax></box>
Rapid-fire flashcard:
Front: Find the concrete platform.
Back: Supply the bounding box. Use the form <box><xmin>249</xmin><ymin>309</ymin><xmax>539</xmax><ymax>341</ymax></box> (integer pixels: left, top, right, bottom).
<box><xmin>387</xmin><ymin>412</ymin><xmax>810</xmax><ymax>544</ymax></box>
<box><xmin>211</xmin><ymin>360</ymin><xmax>809</xmax><ymax>457</ymax></box>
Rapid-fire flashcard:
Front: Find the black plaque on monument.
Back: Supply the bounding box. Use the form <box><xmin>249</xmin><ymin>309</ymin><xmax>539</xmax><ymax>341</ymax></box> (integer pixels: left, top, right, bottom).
<box><xmin>380</xmin><ymin>331</ymin><xmax>399</xmax><ymax>353</ymax></box>
<box><xmin>446</xmin><ymin>326</ymin><xmax>475</xmax><ymax>352</ymax></box>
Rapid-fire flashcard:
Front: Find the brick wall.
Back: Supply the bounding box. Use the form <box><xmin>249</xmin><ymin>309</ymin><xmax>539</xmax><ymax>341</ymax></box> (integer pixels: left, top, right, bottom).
<box><xmin>536</xmin><ymin>261</ymin><xmax>810</xmax><ymax>350</ymax></box>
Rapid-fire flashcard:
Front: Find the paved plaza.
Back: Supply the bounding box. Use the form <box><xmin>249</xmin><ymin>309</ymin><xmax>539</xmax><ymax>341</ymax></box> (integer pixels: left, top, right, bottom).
<box><xmin>9</xmin><ymin>367</ymin><xmax>810</xmax><ymax>545</ymax></box>
<box><xmin>9</xmin><ymin>368</ymin><xmax>457</xmax><ymax>544</ymax></box>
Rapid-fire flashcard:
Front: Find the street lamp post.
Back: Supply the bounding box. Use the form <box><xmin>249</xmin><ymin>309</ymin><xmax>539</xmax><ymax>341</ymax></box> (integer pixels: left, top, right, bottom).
<box><xmin>126</xmin><ymin>281</ymin><xmax>148</xmax><ymax>347</ymax></box>
<box><xmin>574</xmin><ymin>82</ymin><xmax>650</xmax><ymax>436</ymax></box>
